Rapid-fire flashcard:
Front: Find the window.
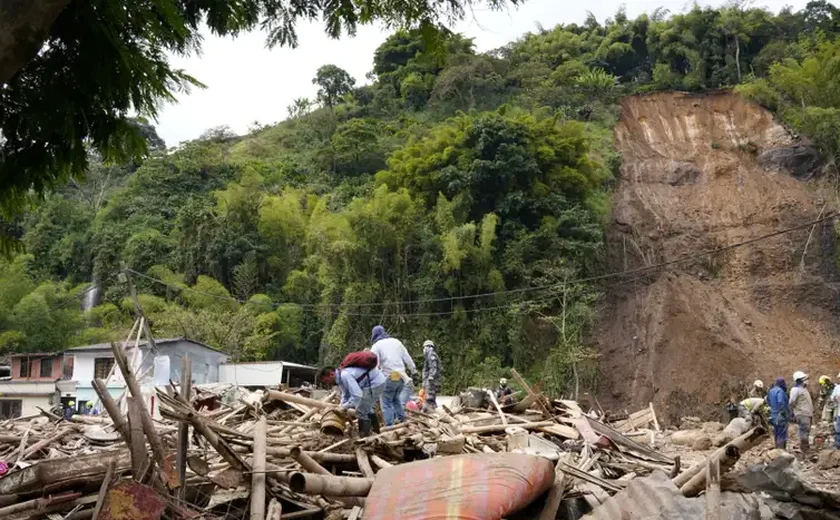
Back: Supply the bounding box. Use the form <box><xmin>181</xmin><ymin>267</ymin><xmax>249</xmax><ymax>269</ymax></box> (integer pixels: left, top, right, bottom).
<box><xmin>19</xmin><ymin>358</ymin><xmax>29</xmax><ymax>378</ymax></box>
<box><xmin>94</xmin><ymin>358</ymin><xmax>115</xmax><ymax>380</ymax></box>
<box><xmin>0</xmin><ymin>400</ymin><xmax>22</xmax><ymax>419</ymax></box>
<box><xmin>40</xmin><ymin>357</ymin><xmax>53</xmax><ymax>378</ymax></box>
<box><xmin>63</xmin><ymin>356</ymin><xmax>74</xmax><ymax>379</ymax></box>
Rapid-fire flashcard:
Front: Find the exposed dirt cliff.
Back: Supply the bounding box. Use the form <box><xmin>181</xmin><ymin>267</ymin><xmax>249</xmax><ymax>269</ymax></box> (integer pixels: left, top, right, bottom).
<box><xmin>595</xmin><ymin>91</ymin><xmax>840</xmax><ymax>423</ymax></box>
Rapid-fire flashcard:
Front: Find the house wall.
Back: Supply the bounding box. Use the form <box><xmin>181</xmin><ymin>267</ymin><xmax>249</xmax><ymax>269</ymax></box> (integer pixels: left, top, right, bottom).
<box><xmin>10</xmin><ymin>356</ymin><xmax>63</xmax><ymax>381</ymax></box>
<box><xmin>71</xmin><ymin>351</ymin><xmax>120</xmax><ymax>387</ymax></box>
<box><xmin>0</xmin><ymin>381</ymin><xmax>57</xmax><ymax>416</ymax></box>
<box><xmin>219</xmin><ymin>362</ymin><xmax>285</xmax><ymax>386</ymax></box>
<box><xmin>139</xmin><ymin>341</ymin><xmax>228</xmax><ymax>385</ymax></box>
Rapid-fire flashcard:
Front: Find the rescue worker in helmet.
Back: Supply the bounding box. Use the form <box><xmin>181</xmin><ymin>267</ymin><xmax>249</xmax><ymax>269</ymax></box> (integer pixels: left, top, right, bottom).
<box><xmin>64</xmin><ymin>401</ymin><xmax>75</xmax><ymax>421</ymax></box>
<box><xmin>495</xmin><ymin>378</ymin><xmax>514</xmax><ymax>405</ymax></box>
<box><xmin>818</xmin><ymin>375</ymin><xmax>836</xmax><ymax>424</ymax></box>
<box><xmin>789</xmin><ymin>371</ymin><xmax>814</xmax><ymax>453</ymax></box>
<box><xmin>749</xmin><ymin>379</ymin><xmax>766</xmax><ymax>399</ymax></box>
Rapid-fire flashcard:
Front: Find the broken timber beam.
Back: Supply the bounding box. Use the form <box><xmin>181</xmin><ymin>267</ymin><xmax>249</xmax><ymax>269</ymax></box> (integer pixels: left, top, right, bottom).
<box><xmin>264</xmin><ymin>390</ymin><xmax>336</xmax><ymax>410</ymax></box>
<box><xmin>92</xmin><ymin>378</ymin><xmax>130</xmax><ymax>445</ymax></box>
<box><xmin>251</xmin><ymin>417</ymin><xmax>267</xmax><ymax>520</ymax></box>
<box><xmin>177</xmin><ymin>355</ymin><xmax>192</xmax><ymax>500</ymax></box>
<box><xmin>673</xmin><ymin>427</ymin><xmax>765</xmax><ymax>488</ymax></box>
<box><xmin>288</xmin><ymin>473</ymin><xmax>373</xmax><ymax>497</ymax></box>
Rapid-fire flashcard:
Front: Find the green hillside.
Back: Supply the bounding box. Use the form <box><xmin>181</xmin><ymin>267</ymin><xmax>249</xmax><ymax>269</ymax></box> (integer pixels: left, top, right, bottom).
<box><xmin>3</xmin><ymin>2</ymin><xmax>840</xmax><ymax>396</ymax></box>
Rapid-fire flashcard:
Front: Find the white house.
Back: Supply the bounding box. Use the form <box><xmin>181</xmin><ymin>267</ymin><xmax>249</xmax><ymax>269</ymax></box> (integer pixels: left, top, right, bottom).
<box><xmin>68</xmin><ymin>337</ymin><xmax>228</xmax><ymax>412</ymax></box>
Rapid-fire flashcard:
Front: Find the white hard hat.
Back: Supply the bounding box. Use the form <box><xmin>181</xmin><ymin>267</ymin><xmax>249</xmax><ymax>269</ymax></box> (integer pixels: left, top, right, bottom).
<box><xmin>753</xmin><ymin>380</ymin><xmax>764</xmax><ymax>389</ymax></box>
<box><xmin>423</xmin><ymin>340</ymin><xmax>435</xmax><ymax>348</ymax></box>
<box><xmin>793</xmin><ymin>371</ymin><xmax>807</xmax><ymax>382</ymax></box>
<box><xmin>500</xmin><ymin>378</ymin><xmax>508</xmax><ymax>385</ymax></box>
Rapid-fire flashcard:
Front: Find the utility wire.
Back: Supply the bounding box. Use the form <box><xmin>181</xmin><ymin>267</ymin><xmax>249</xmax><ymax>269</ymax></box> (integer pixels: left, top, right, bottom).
<box><xmin>122</xmin><ymin>212</ymin><xmax>839</xmax><ymax>317</ymax></box>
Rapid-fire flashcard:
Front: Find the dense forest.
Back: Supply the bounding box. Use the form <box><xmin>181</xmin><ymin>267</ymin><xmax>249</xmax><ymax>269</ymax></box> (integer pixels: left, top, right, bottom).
<box><xmin>3</xmin><ymin>1</ymin><xmax>840</xmax><ymax>396</ymax></box>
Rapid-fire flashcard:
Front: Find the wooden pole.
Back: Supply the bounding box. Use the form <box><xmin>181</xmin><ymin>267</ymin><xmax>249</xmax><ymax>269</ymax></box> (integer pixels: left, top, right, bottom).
<box><xmin>487</xmin><ymin>390</ymin><xmax>508</xmax><ymax>427</ymax></box>
<box><xmin>369</xmin><ymin>454</ymin><xmax>392</xmax><ymax>469</ymax></box>
<box><xmin>705</xmin><ymin>456</ymin><xmax>721</xmax><ymax>520</ymax></box>
<box><xmin>126</xmin><ymin>396</ymin><xmax>150</xmax><ymax>480</ymax></box>
<box><xmin>90</xmin><ymin>462</ymin><xmax>114</xmax><ymax>520</ymax></box>
<box><xmin>23</xmin><ymin>427</ymin><xmax>73</xmax><ymax>458</ymax></box>
<box><xmin>355</xmin><ymin>448</ymin><xmax>375</xmax><ymax>478</ymax></box>
<box><xmin>290</xmin><ymin>446</ymin><xmax>331</xmax><ymax>475</ymax></box>
<box><xmin>288</xmin><ymin>473</ymin><xmax>373</xmax><ymax>496</ymax></box>
<box><xmin>111</xmin><ymin>341</ymin><xmax>167</xmax><ymax>468</ymax></box>
<box><xmin>673</xmin><ymin>427</ymin><xmax>765</xmax><ymax>488</ymax></box>
<box><xmin>681</xmin><ymin>445</ymin><xmax>739</xmax><ymax>497</ymax></box>
<box><xmin>250</xmin><ymin>417</ymin><xmax>267</xmax><ymax>520</ymax></box>
<box><xmin>92</xmin><ymin>378</ymin><xmax>130</xmax><ymax>445</ymax></box>
<box><xmin>121</xmin><ymin>263</ymin><xmax>157</xmax><ymax>352</ymax></box>
<box><xmin>177</xmin><ymin>355</ymin><xmax>192</xmax><ymax>500</ymax></box>
<box><xmin>264</xmin><ymin>390</ymin><xmax>336</xmax><ymax>410</ymax></box>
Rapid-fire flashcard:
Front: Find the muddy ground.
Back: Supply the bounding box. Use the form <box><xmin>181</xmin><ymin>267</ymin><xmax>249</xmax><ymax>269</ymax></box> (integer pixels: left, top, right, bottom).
<box><xmin>595</xmin><ymin>91</ymin><xmax>840</xmax><ymax>422</ymax></box>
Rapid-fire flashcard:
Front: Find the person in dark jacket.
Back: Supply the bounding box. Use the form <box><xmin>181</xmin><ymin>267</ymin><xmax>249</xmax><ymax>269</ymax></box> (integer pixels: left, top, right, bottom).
<box><xmin>421</xmin><ymin>339</ymin><xmax>442</xmax><ymax>412</ymax></box>
<box><xmin>767</xmin><ymin>377</ymin><xmax>790</xmax><ymax>449</ymax></box>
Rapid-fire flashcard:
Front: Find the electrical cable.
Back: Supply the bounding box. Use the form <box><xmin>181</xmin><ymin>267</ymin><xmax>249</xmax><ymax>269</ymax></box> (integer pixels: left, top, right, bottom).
<box><xmin>122</xmin><ymin>212</ymin><xmax>839</xmax><ymax>317</ymax></box>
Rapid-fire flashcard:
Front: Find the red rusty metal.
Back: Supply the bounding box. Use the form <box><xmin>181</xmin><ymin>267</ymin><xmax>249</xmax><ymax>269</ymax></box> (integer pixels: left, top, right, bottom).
<box><xmin>99</xmin><ymin>481</ymin><xmax>167</xmax><ymax>520</ymax></box>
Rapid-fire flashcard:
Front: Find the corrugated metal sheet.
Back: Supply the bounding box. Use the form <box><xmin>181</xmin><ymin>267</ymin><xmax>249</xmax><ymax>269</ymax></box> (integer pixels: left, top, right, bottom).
<box><xmin>582</xmin><ymin>471</ymin><xmax>774</xmax><ymax>520</ymax></box>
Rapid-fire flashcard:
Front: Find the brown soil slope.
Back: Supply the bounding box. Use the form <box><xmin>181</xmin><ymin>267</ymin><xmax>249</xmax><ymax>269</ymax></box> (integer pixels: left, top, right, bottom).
<box><xmin>595</xmin><ymin>91</ymin><xmax>840</xmax><ymax>423</ymax></box>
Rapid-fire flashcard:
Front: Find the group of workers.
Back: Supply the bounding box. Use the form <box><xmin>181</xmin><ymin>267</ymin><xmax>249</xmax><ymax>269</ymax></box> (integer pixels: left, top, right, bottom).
<box><xmin>736</xmin><ymin>370</ymin><xmax>840</xmax><ymax>453</ymax></box>
<box><xmin>317</xmin><ymin>325</ymin><xmax>443</xmax><ymax>436</ymax></box>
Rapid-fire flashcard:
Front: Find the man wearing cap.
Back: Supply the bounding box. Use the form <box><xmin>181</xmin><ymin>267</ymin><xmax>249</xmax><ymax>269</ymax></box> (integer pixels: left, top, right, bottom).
<box><xmin>369</xmin><ymin>325</ymin><xmax>417</xmax><ymax>426</ymax></box>
<box><xmin>789</xmin><ymin>371</ymin><xmax>814</xmax><ymax>453</ymax></box>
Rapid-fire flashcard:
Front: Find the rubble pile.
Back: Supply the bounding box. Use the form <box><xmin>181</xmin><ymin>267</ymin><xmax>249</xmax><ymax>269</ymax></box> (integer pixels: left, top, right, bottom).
<box><xmin>0</xmin><ymin>348</ymin><xmax>838</xmax><ymax>520</ymax></box>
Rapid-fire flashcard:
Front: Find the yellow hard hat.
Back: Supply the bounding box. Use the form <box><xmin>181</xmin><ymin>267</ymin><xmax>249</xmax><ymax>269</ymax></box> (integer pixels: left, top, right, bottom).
<box><xmin>819</xmin><ymin>375</ymin><xmax>831</xmax><ymax>385</ymax></box>
<box><xmin>68</xmin><ymin>401</ymin><xmax>74</xmax><ymax>406</ymax></box>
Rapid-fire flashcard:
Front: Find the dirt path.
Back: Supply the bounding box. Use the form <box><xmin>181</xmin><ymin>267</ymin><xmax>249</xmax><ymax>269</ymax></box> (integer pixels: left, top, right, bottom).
<box><xmin>595</xmin><ymin>91</ymin><xmax>840</xmax><ymax>423</ymax></box>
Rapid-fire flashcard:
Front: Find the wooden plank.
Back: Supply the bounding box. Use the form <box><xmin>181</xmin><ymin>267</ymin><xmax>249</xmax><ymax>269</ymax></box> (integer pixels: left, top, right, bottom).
<box><xmin>250</xmin><ymin>417</ymin><xmax>266</xmax><ymax>520</ymax></box>
<box><xmin>93</xmin><ymin>378</ymin><xmax>130</xmax><ymax>445</ymax></box>
<box><xmin>536</xmin><ymin>423</ymin><xmax>580</xmax><ymax>440</ymax></box>
<box><xmin>705</xmin><ymin>456</ymin><xmax>721</xmax><ymax>520</ymax></box>
<box><xmin>537</xmin><ymin>453</ymin><xmax>572</xmax><ymax>520</ymax></box>
<box><xmin>126</xmin><ymin>396</ymin><xmax>150</xmax><ymax>480</ymax></box>
<box><xmin>266</xmin><ymin>498</ymin><xmax>282</xmax><ymax>520</ymax></box>
<box><xmin>177</xmin><ymin>355</ymin><xmax>192</xmax><ymax>500</ymax></box>
<box><xmin>355</xmin><ymin>448</ymin><xmax>375</xmax><ymax>478</ymax></box>
<box><xmin>111</xmin><ymin>342</ymin><xmax>166</xmax><ymax>469</ymax></box>
<box><xmin>91</xmin><ymin>462</ymin><xmax>115</xmax><ymax>520</ymax></box>
<box><xmin>585</xmin><ymin>416</ymin><xmax>673</xmax><ymax>464</ymax></box>
<box><xmin>649</xmin><ymin>402</ymin><xmax>661</xmax><ymax>432</ymax></box>
<box><xmin>487</xmin><ymin>390</ymin><xmax>508</xmax><ymax>427</ymax></box>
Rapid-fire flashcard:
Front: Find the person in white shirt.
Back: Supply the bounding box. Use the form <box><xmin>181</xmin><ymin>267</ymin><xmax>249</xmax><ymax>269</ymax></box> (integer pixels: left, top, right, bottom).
<box><xmin>370</xmin><ymin>325</ymin><xmax>417</xmax><ymax>426</ymax></box>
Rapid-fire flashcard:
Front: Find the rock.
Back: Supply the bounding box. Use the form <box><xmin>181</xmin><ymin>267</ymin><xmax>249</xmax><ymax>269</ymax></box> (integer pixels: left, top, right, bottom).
<box><xmin>817</xmin><ymin>449</ymin><xmax>840</xmax><ymax>470</ymax></box>
<box><xmin>762</xmin><ymin>449</ymin><xmax>787</xmax><ymax>463</ymax></box>
<box><xmin>712</xmin><ymin>432</ymin><xmax>733</xmax><ymax>447</ymax></box>
<box><xmin>701</xmin><ymin>421</ymin><xmax>724</xmax><ymax>433</ymax></box>
<box><xmin>671</xmin><ymin>430</ymin><xmax>709</xmax><ymax>446</ymax></box>
<box><xmin>723</xmin><ymin>418</ymin><xmax>750</xmax><ymax>438</ymax></box>
<box><xmin>668</xmin><ymin>161</ymin><xmax>702</xmax><ymax>186</ymax></box>
<box><xmin>692</xmin><ymin>436</ymin><xmax>713</xmax><ymax>450</ymax></box>
<box><xmin>758</xmin><ymin>145</ymin><xmax>821</xmax><ymax>180</ymax></box>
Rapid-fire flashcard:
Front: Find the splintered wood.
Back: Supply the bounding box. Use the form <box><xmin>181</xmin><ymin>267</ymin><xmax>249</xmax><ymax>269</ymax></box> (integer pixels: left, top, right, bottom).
<box><xmin>0</xmin><ymin>366</ymin><xmax>771</xmax><ymax>520</ymax></box>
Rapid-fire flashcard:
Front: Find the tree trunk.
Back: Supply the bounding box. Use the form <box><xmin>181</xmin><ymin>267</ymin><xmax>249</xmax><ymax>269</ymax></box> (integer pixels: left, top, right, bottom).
<box><xmin>0</xmin><ymin>0</ymin><xmax>71</xmax><ymax>85</ymax></box>
<box><xmin>734</xmin><ymin>34</ymin><xmax>741</xmax><ymax>82</ymax></box>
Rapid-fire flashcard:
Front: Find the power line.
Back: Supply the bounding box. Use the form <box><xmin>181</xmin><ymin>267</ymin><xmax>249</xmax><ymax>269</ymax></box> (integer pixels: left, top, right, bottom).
<box><xmin>122</xmin><ymin>212</ymin><xmax>839</xmax><ymax>317</ymax></box>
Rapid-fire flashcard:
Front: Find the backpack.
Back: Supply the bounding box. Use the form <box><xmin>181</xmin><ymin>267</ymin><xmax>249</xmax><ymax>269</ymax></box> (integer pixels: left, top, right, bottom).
<box><xmin>339</xmin><ymin>350</ymin><xmax>378</xmax><ymax>385</ymax></box>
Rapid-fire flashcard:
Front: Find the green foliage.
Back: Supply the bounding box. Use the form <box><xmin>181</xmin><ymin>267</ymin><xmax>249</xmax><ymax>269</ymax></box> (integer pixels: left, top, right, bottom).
<box><xmin>313</xmin><ymin>65</ymin><xmax>356</xmax><ymax>108</ymax></box>
<box><xmin>3</xmin><ymin>2</ymin><xmax>839</xmax><ymax>399</ymax></box>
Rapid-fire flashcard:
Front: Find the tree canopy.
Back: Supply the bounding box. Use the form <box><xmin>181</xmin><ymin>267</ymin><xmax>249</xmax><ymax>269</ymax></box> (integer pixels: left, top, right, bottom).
<box><xmin>0</xmin><ymin>0</ymin><xmax>521</xmax><ymax>219</ymax></box>
<box><xmin>2</xmin><ymin>2</ymin><xmax>839</xmax><ymax>397</ymax></box>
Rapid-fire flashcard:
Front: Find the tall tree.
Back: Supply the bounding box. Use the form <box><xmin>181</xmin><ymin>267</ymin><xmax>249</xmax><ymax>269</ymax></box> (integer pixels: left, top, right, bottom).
<box><xmin>0</xmin><ymin>0</ymin><xmax>519</xmax><ymax>221</ymax></box>
<box><xmin>313</xmin><ymin>65</ymin><xmax>356</xmax><ymax>109</ymax></box>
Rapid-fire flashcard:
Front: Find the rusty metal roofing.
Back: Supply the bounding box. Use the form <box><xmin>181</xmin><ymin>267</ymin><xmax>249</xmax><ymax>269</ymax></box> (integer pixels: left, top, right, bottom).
<box><xmin>581</xmin><ymin>471</ymin><xmax>773</xmax><ymax>520</ymax></box>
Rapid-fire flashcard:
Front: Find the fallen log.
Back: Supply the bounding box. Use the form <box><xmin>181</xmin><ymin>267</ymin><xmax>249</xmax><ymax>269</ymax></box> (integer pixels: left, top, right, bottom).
<box><xmin>177</xmin><ymin>354</ymin><xmax>192</xmax><ymax>500</ymax></box>
<box><xmin>356</xmin><ymin>448</ymin><xmax>375</xmax><ymax>478</ymax></box>
<box><xmin>0</xmin><ymin>491</ymin><xmax>80</xmax><ymax>517</ymax></box>
<box><xmin>288</xmin><ymin>473</ymin><xmax>374</xmax><ymax>497</ymax></box>
<box><xmin>265</xmin><ymin>446</ymin><xmax>356</xmax><ymax>463</ymax></box>
<box><xmin>23</xmin><ymin>427</ymin><xmax>74</xmax><ymax>459</ymax></box>
<box><xmin>264</xmin><ymin>390</ymin><xmax>336</xmax><ymax>411</ymax></box>
<box><xmin>672</xmin><ymin>427</ymin><xmax>765</xmax><ymax>488</ymax></box>
<box><xmin>681</xmin><ymin>445</ymin><xmax>740</xmax><ymax>497</ymax></box>
<box><xmin>0</xmin><ymin>450</ymin><xmax>130</xmax><ymax>495</ymax></box>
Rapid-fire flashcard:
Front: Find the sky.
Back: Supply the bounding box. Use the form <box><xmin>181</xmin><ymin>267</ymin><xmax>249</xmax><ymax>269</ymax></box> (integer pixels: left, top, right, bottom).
<box><xmin>155</xmin><ymin>0</ymin><xmax>811</xmax><ymax>145</ymax></box>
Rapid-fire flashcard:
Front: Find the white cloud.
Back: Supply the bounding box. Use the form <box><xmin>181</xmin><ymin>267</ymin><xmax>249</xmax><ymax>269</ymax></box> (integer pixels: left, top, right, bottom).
<box><xmin>155</xmin><ymin>0</ymin><xmax>809</xmax><ymax>146</ymax></box>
